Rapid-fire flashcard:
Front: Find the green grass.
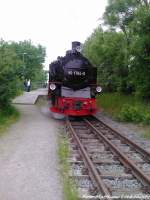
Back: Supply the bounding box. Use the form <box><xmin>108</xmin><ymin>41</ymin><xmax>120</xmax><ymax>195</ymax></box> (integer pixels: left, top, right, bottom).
<box><xmin>143</xmin><ymin>131</ymin><xmax>150</xmax><ymax>139</ymax></box>
<box><xmin>96</xmin><ymin>92</ymin><xmax>150</xmax><ymax>138</ymax></box>
<box><xmin>0</xmin><ymin>105</ymin><xmax>20</xmax><ymax>135</ymax></box>
<box><xmin>58</xmin><ymin>132</ymin><xmax>79</xmax><ymax>200</ymax></box>
<box><xmin>97</xmin><ymin>92</ymin><xmax>150</xmax><ymax>119</ymax></box>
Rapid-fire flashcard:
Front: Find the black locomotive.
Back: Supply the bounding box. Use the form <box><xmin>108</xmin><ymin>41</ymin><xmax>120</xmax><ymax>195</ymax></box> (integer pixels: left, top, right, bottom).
<box><xmin>48</xmin><ymin>41</ymin><xmax>101</xmax><ymax>116</ymax></box>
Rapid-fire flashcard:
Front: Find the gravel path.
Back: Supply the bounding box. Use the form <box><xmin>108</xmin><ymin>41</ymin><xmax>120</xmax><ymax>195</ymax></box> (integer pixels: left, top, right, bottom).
<box><xmin>0</xmin><ymin>104</ymin><xmax>63</xmax><ymax>200</ymax></box>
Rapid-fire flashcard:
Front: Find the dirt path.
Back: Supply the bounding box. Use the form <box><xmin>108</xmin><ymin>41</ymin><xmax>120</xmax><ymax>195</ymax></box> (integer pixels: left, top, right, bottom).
<box><xmin>0</xmin><ymin>103</ymin><xmax>63</xmax><ymax>200</ymax></box>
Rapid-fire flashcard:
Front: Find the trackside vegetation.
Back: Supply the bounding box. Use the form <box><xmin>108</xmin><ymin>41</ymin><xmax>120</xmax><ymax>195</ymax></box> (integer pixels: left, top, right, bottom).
<box><xmin>58</xmin><ymin>131</ymin><xmax>79</xmax><ymax>200</ymax></box>
<box><xmin>83</xmin><ymin>0</ymin><xmax>150</xmax><ymax>132</ymax></box>
<box><xmin>97</xmin><ymin>93</ymin><xmax>150</xmax><ymax>124</ymax></box>
<box><xmin>0</xmin><ymin>105</ymin><xmax>20</xmax><ymax>135</ymax></box>
<box><xmin>0</xmin><ymin>39</ymin><xmax>46</xmax><ymax>132</ymax></box>
<box><xmin>83</xmin><ymin>0</ymin><xmax>150</xmax><ymax>98</ymax></box>
<box><xmin>97</xmin><ymin>93</ymin><xmax>150</xmax><ymax>139</ymax></box>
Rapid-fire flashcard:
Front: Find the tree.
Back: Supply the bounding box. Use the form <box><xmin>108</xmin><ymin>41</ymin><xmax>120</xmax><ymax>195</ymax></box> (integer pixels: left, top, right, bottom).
<box><xmin>0</xmin><ymin>39</ymin><xmax>47</xmax><ymax>108</ymax></box>
<box><xmin>0</xmin><ymin>40</ymin><xmax>22</xmax><ymax>107</ymax></box>
<box><xmin>83</xmin><ymin>0</ymin><xmax>150</xmax><ymax>98</ymax></box>
<box><xmin>10</xmin><ymin>40</ymin><xmax>46</xmax><ymax>83</ymax></box>
<box><xmin>129</xmin><ymin>6</ymin><xmax>150</xmax><ymax>97</ymax></box>
<box><xmin>83</xmin><ymin>28</ymin><xmax>129</xmax><ymax>92</ymax></box>
<box><xmin>103</xmin><ymin>0</ymin><xmax>140</xmax><ymax>44</ymax></box>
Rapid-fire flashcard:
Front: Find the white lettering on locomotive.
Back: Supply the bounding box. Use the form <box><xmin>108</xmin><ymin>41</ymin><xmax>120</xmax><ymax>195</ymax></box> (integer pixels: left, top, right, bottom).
<box><xmin>68</xmin><ymin>71</ymin><xmax>86</xmax><ymax>76</ymax></box>
<box><xmin>68</xmin><ymin>71</ymin><xmax>73</xmax><ymax>75</ymax></box>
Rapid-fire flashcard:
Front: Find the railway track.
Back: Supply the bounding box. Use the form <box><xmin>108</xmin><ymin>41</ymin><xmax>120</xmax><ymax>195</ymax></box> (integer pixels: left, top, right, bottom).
<box><xmin>66</xmin><ymin>115</ymin><xmax>150</xmax><ymax>199</ymax></box>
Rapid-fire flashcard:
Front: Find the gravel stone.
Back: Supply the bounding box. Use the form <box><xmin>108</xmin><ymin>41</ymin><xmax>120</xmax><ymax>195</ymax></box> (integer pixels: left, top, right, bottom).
<box><xmin>91</xmin><ymin>152</ymin><xmax>114</xmax><ymax>160</ymax></box>
<box><xmin>127</xmin><ymin>152</ymin><xmax>144</xmax><ymax>162</ymax></box>
<box><xmin>118</xmin><ymin>145</ymin><xmax>130</xmax><ymax>152</ymax></box>
<box><xmin>95</xmin><ymin>112</ymin><xmax>150</xmax><ymax>151</ymax></box>
<box><xmin>103</xmin><ymin>178</ymin><xmax>141</xmax><ymax>189</ymax></box>
<box><xmin>137</xmin><ymin>163</ymin><xmax>150</xmax><ymax>172</ymax></box>
<box><xmin>70</xmin><ymin>164</ymin><xmax>85</xmax><ymax>176</ymax></box>
<box><xmin>76</xmin><ymin>178</ymin><xmax>93</xmax><ymax>188</ymax></box>
<box><xmin>96</xmin><ymin>164</ymin><xmax>124</xmax><ymax>173</ymax></box>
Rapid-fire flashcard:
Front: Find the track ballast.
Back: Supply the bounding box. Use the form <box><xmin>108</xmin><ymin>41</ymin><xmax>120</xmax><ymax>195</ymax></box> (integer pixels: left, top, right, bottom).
<box><xmin>66</xmin><ymin>115</ymin><xmax>150</xmax><ymax>199</ymax></box>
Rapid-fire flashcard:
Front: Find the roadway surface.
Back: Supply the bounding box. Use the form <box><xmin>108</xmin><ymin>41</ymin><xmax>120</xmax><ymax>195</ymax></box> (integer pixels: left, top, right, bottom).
<box><xmin>0</xmin><ymin>89</ymin><xmax>63</xmax><ymax>200</ymax></box>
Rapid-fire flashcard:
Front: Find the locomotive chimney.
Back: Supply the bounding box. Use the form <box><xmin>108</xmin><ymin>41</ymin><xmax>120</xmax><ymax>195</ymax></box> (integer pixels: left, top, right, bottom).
<box><xmin>72</xmin><ymin>41</ymin><xmax>81</xmax><ymax>50</ymax></box>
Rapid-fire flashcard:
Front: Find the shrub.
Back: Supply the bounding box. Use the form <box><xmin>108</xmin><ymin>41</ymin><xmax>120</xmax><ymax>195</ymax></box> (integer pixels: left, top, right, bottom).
<box><xmin>143</xmin><ymin>113</ymin><xmax>150</xmax><ymax>125</ymax></box>
<box><xmin>0</xmin><ymin>105</ymin><xmax>20</xmax><ymax>134</ymax></box>
<box><xmin>118</xmin><ymin>104</ymin><xmax>143</xmax><ymax>123</ymax></box>
<box><xmin>0</xmin><ymin>41</ymin><xmax>22</xmax><ymax>107</ymax></box>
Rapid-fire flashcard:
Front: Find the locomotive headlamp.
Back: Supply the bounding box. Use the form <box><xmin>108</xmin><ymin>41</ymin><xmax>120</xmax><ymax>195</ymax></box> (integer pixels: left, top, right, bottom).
<box><xmin>49</xmin><ymin>83</ymin><xmax>56</xmax><ymax>90</ymax></box>
<box><xmin>76</xmin><ymin>46</ymin><xmax>82</xmax><ymax>52</ymax></box>
<box><xmin>96</xmin><ymin>86</ymin><xmax>102</xmax><ymax>93</ymax></box>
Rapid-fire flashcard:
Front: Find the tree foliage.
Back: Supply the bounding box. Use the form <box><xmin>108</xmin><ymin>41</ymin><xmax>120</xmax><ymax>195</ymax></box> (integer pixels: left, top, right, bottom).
<box><xmin>83</xmin><ymin>0</ymin><xmax>150</xmax><ymax>98</ymax></box>
<box><xmin>0</xmin><ymin>40</ymin><xmax>46</xmax><ymax>107</ymax></box>
<box><xmin>10</xmin><ymin>40</ymin><xmax>46</xmax><ymax>81</ymax></box>
<box><xmin>0</xmin><ymin>40</ymin><xmax>21</xmax><ymax>107</ymax></box>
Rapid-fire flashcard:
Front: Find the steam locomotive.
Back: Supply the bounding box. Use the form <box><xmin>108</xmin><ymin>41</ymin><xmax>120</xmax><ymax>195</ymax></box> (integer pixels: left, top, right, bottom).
<box><xmin>48</xmin><ymin>41</ymin><xmax>102</xmax><ymax>116</ymax></box>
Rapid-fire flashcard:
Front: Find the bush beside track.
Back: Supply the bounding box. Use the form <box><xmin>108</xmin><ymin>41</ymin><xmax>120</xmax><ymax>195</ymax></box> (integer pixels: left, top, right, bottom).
<box><xmin>96</xmin><ymin>92</ymin><xmax>150</xmax><ymax>139</ymax></box>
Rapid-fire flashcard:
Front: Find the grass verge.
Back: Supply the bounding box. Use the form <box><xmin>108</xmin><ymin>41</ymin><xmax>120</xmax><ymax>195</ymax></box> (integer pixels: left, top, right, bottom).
<box><xmin>96</xmin><ymin>92</ymin><xmax>150</xmax><ymax>139</ymax></box>
<box><xmin>58</xmin><ymin>130</ymin><xmax>79</xmax><ymax>200</ymax></box>
<box><xmin>143</xmin><ymin>131</ymin><xmax>150</xmax><ymax>139</ymax></box>
<box><xmin>0</xmin><ymin>105</ymin><xmax>20</xmax><ymax>135</ymax></box>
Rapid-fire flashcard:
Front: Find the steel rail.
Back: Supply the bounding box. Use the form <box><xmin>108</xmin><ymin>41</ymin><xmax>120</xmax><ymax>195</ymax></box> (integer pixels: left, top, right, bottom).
<box><xmin>93</xmin><ymin>115</ymin><xmax>150</xmax><ymax>160</ymax></box>
<box><xmin>67</xmin><ymin>119</ymin><xmax>110</xmax><ymax>196</ymax></box>
<box><xmin>84</xmin><ymin>119</ymin><xmax>150</xmax><ymax>189</ymax></box>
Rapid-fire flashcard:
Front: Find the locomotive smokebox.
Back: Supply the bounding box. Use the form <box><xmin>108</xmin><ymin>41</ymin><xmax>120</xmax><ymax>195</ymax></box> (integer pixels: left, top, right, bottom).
<box><xmin>72</xmin><ymin>41</ymin><xmax>81</xmax><ymax>51</ymax></box>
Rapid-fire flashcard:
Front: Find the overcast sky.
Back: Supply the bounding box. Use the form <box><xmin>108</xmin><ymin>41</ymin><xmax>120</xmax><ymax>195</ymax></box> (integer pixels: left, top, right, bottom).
<box><xmin>0</xmin><ymin>0</ymin><xmax>107</xmax><ymax>69</ymax></box>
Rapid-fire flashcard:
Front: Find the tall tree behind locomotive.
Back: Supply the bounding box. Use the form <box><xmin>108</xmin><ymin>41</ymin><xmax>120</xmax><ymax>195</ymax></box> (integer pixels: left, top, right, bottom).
<box><xmin>48</xmin><ymin>41</ymin><xmax>102</xmax><ymax>116</ymax></box>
